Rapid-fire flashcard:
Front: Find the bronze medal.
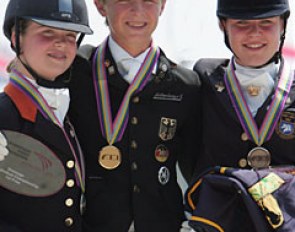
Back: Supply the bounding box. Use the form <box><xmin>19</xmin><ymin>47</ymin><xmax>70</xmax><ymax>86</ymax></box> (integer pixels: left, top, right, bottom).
<box><xmin>247</xmin><ymin>147</ymin><xmax>271</xmax><ymax>169</ymax></box>
<box><xmin>98</xmin><ymin>145</ymin><xmax>121</xmax><ymax>170</ymax></box>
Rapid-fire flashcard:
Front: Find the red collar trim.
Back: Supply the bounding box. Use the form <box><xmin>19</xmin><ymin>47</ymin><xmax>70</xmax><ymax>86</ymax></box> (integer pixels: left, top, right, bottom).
<box><xmin>4</xmin><ymin>83</ymin><xmax>37</xmax><ymax>122</ymax></box>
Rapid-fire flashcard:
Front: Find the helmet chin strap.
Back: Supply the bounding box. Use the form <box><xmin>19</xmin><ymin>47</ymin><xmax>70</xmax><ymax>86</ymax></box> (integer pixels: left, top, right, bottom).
<box><xmin>17</xmin><ymin>55</ymin><xmax>72</xmax><ymax>88</ymax></box>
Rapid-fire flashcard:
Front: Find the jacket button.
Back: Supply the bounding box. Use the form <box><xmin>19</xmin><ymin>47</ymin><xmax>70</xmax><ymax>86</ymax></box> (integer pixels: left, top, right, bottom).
<box><xmin>64</xmin><ymin>217</ymin><xmax>74</xmax><ymax>227</ymax></box>
<box><xmin>131</xmin><ymin>117</ymin><xmax>138</xmax><ymax>125</ymax></box>
<box><xmin>239</xmin><ymin>158</ymin><xmax>248</xmax><ymax>168</ymax></box>
<box><xmin>132</xmin><ymin>96</ymin><xmax>140</xmax><ymax>103</ymax></box>
<box><xmin>66</xmin><ymin>160</ymin><xmax>75</xmax><ymax>169</ymax></box>
<box><xmin>241</xmin><ymin>133</ymin><xmax>248</xmax><ymax>141</ymax></box>
<box><xmin>131</xmin><ymin>140</ymin><xmax>138</xmax><ymax>149</ymax></box>
<box><xmin>133</xmin><ymin>185</ymin><xmax>140</xmax><ymax>193</ymax></box>
<box><xmin>66</xmin><ymin>179</ymin><xmax>75</xmax><ymax>188</ymax></box>
<box><xmin>65</xmin><ymin>198</ymin><xmax>74</xmax><ymax>207</ymax></box>
<box><xmin>131</xmin><ymin>162</ymin><xmax>138</xmax><ymax>171</ymax></box>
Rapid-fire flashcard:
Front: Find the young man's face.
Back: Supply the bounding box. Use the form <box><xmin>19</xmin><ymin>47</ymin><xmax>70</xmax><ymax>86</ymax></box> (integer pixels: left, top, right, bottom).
<box><xmin>95</xmin><ymin>0</ymin><xmax>166</xmax><ymax>51</ymax></box>
<box><xmin>221</xmin><ymin>16</ymin><xmax>284</xmax><ymax>67</ymax></box>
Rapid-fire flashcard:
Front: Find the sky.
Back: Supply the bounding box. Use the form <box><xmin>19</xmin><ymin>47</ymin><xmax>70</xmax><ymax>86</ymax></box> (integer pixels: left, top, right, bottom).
<box><xmin>1</xmin><ymin>0</ymin><xmax>295</xmax><ymax>84</ymax></box>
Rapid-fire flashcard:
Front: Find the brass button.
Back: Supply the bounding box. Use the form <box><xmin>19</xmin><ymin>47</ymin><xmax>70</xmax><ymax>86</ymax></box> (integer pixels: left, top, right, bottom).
<box><xmin>131</xmin><ymin>162</ymin><xmax>138</xmax><ymax>171</ymax></box>
<box><xmin>64</xmin><ymin>217</ymin><xmax>74</xmax><ymax>227</ymax></box>
<box><xmin>132</xmin><ymin>96</ymin><xmax>140</xmax><ymax>103</ymax></box>
<box><xmin>66</xmin><ymin>179</ymin><xmax>75</xmax><ymax>188</ymax></box>
<box><xmin>65</xmin><ymin>198</ymin><xmax>74</xmax><ymax>207</ymax></box>
<box><xmin>133</xmin><ymin>185</ymin><xmax>140</xmax><ymax>193</ymax></box>
<box><xmin>241</xmin><ymin>133</ymin><xmax>248</xmax><ymax>141</ymax></box>
<box><xmin>131</xmin><ymin>140</ymin><xmax>138</xmax><ymax>149</ymax></box>
<box><xmin>66</xmin><ymin>160</ymin><xmax>75</xmax><ymax>169</ymax></box>
<box><xmin>131</xmin><ymin>117</ymin><xmax>138</xmax><ymax>125</ymax></box>
<box><xmin>239</xmin><ymin>158</ymin><xmax>248</xmax><ymax>168</ymax></box>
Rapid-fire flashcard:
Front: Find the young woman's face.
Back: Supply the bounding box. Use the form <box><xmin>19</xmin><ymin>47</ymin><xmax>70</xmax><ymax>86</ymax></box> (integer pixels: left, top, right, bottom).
<box><xmin>222</xmin><ymin>16</ymin><xmax>284</xmax><ymax>67</ymax></box>
<box><xmin>15</xmin><ymin>22</ymin><xmax>77</xmax><ymax>80</ymax></box>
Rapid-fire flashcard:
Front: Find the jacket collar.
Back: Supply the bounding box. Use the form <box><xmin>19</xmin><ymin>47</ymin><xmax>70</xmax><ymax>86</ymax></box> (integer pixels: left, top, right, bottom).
<box><xmin>4</xmin><ymin>83</ymin><xmax>37</xmax><ymax>122</ymax></box>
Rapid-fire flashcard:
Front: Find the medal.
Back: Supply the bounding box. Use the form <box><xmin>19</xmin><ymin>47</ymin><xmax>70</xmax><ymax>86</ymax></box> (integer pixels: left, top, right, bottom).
<box><xmin>224</xmin><ymin>58</ymin><xmax>293</xmax><ymax>168</ymax></box>
<box><xmin>98</xmin><ymin>145</ymin><xmax>121</xmax><ymax>170</ymax></box>
<box><xmin>247</xmin><ymin>147</ymin><xmax>271</xmax><ymax>169</ymax></box>
<box><xmin>93</xmin><ymin>37</ymin><xmax>160</xmax><ymax>169</ymax></box>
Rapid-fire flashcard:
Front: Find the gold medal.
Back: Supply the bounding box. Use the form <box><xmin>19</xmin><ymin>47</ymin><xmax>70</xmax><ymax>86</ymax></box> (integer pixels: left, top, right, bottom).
<box><xmin>98</xmin><ymin>145</ymin><xmax>121</xmax><ymax>170</ymax></box>
<box><xmin>247</xmin><ymin>147</ymin><xmax>271</xmax><ymax>169</ymax></box>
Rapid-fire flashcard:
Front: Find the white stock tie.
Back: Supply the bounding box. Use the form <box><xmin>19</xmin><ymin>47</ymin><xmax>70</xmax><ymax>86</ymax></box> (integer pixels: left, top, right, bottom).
<box><xmin>236</xmin><ymin>71</ymin><xmax>274</xmax><ymax>116</ymax></box>
<box><xmin>119</xmin><ymin>58</ymin><xmax>142</xmax><ymax>84</ymax></box>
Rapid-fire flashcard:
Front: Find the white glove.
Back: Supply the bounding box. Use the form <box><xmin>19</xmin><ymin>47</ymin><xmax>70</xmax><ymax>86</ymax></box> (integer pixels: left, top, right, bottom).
<box><xmin>0</xmin><ymin>132</ymin><xmax>9</xmax><ymax>161</ymax></box>
<box><xmin>180</xmin><ymin>221</ymin><xmax>196</xmax><ymax>232</ymax></box>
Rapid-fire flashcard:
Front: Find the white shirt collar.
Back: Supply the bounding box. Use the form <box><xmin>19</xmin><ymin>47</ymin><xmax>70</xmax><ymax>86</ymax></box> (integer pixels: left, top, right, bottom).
<box><xmin>108</xmin><ymin>36</ymin><xmax>157</xmax><ymax>78</ymax></box>
<box><xmin>24</xmin><ymin>76</ymin><xmax>70</xmax><ymax>124</ymax></box>
<box><xmin>234</xmin><ymin>61</ymin><xmax>279</xmax><ymax>80</ymax></box>
<box><xmin>234</xmin><ymin>61</ymin><xmax>279</xmax><ymax>116</ymax></box>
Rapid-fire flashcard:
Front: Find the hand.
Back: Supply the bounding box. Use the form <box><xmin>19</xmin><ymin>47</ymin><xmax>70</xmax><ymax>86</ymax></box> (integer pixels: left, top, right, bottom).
<box><xmin>0</xmin><ymin>132</ymin><xmax>9</xmax><ymax>161</ymax></box>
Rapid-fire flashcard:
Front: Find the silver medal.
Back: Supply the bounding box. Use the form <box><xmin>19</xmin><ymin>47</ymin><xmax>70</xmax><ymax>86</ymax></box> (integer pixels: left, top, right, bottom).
<box><xmin>247</xmin><ymin>147</ymin><xmax>271</xmax><ymax>169</ymax></box>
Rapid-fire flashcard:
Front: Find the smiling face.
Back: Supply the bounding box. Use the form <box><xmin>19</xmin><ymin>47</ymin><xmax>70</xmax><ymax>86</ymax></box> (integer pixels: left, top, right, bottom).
<box><xmin>221</xmin><ymin>16</ymin><xmax>284</xmax><ymax>67</ymax></box>
<box><xmin>12</xmin><ymin>21</ymin><xmax>77</xmax><ymax>81</ymax></box>
<box><xmin>94</xmin><ymin>0</ymin><xmax>166</xmax><ymax>56</ymax></box>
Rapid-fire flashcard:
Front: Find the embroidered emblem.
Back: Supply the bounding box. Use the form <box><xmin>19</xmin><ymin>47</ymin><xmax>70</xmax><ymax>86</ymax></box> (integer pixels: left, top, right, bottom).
<box><xmin>275</xmin><ymin>111</ymin><xmax>295</xmax><ymax>139</ymax></box>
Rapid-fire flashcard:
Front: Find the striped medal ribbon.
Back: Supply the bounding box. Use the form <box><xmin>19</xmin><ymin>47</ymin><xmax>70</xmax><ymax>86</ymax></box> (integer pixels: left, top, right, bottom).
<box><xmin>224</xmin><ymin>58</ymin><xmax>293</xmax><ymax>168</ymax></box>
<box><xmin>92</xmin><ymin>37</ymin><xmax>160</xmax><ymax>170</ymax></box>
<box><xmin>8</xmin><ymin>69</ymin><xmax>85</xmax><ymax>192</ymax></box>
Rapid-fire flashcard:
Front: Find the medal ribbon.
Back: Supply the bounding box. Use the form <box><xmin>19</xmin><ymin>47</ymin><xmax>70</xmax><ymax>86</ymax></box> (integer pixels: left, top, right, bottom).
<box><xmin>224</xmin><ymin>58</ymin><xmax>293</xmax><ymax>146</ymax></box>
<box><xmin>9</xmin><ymin>69</ymin><xmax>85</xmax><ymax>192</ymax></box>
<box><xmin>92</xmin><ymin>37</ymin><xmax>160</xmax><ymax>144</ymax></box>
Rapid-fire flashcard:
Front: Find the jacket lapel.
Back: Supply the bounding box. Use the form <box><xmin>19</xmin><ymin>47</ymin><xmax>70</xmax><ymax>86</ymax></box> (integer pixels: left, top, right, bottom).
<box><xmin>208</xmin><ymin>66</ymin><xmax>241</xmax><ymax>123</ymax></box>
